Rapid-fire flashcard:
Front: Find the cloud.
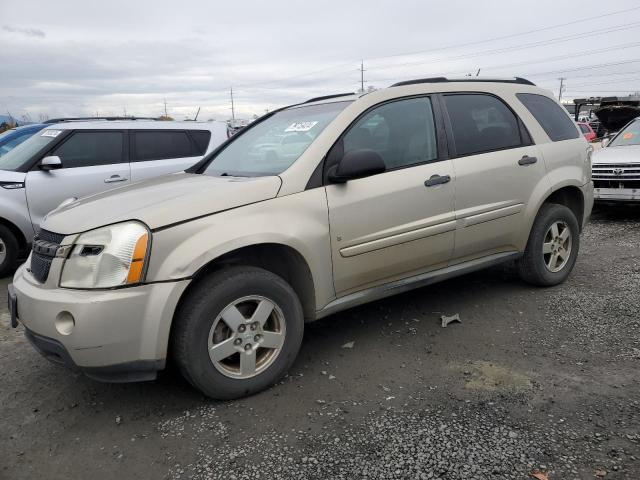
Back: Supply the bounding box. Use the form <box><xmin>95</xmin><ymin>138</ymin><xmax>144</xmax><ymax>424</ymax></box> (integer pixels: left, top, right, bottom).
<box><xmin>2</xmin><ymin>25</ymin><xmax>46</xmax><ymax>38</ymax></box>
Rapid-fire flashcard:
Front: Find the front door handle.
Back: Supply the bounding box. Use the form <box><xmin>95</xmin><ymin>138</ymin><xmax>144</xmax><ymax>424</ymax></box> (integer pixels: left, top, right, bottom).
<box><xmin>424</xmin><ymin>174</ymin><xmax>451</xmax><ymax>187</ymax></box>
<box><xmin>518</xmin><ymin>155</ymin><xmax>538</xmax><ymax>166</ymax></box>
<box><xmin>104</xmin><ymin>175</ymin><xmax>128</xmax><ymax>184</ymax></box>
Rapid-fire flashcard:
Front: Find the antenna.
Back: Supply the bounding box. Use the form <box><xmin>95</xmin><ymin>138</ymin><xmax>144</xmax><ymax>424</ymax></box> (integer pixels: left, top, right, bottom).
<box><xmin>230</xmin><ymin>87</ymin><xmax>236</xmax><ymax>126</ymax></box>
<box><xmin>194</xmin><ymin>107</ymin><xmax>200</xmax><ymax>121</ymax></box>
<box><xmin>359</xmin><ymin>60</ymin><xmax>366</xmax><ymax>93</ymax></box>
<box><xmin>163</xmin><ymin>98</ymin><xmax>168</xmax><ymax>117</ymax></box>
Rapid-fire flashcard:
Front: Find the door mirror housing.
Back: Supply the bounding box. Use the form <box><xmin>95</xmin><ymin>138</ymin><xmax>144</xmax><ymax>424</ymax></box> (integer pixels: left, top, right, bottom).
<box><xmin>328</xmin><ymin>149</ymin><xmax>386</xmax><ymax>183</ymax></box>
<box><xmin>601</xmin><ymin>137</ymin><xmax>611</xmax><ymax>148</ymax></box>
<box><xmin>40</xmin><ymin>156</ymin><xmax>63</xmax><ymax>171</ymax></box>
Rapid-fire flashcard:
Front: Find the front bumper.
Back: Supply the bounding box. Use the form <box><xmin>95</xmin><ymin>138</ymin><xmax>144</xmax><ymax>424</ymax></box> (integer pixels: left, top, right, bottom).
<box><xmin>11</xmin><ymin>263</ymin><xmax>190</xmax><ymax>382</ymax></box>
<box><xmin>594</xmin><ymin>187</ymin><xmax>640</xmax><ymax>203</ymax></box>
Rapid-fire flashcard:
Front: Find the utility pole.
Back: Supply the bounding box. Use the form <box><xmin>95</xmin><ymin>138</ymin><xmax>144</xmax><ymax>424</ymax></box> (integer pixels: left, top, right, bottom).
<box><xmin>230</xmin><ymin>87</ymin><xmax>236</xmax><ymax>126</ymax></box>
<box><xmin>359</xmin><ymin>60</ymin><xmax>366</xmax><ymax>93</ymax></box>
<box><xmin>558</xmin><ymin>77</ymin><xmax>566</xmax><ymax>102</ymax></box>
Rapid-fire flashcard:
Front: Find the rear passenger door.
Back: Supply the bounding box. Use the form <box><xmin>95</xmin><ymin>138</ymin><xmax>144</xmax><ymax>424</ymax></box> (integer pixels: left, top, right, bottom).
<box><xmin>25</xmin><ymin>130</ymin><xmax>130</xmax><ymax>230</ymax></box>
<box><xmin>441</xmin><ymin>93</ymin><xmax>548</xmax><ymax>263</ymax></box>
<box><xmin>129</xmin><ymin>129</ymin><xmax>208</xmax><ymax>182</ymax></box>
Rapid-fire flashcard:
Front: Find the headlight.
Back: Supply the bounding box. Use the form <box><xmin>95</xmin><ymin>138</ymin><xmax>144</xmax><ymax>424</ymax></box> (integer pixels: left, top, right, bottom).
<box><xmin>60</xmin><ymin>221</ymin><xmax>150</xmax><ymax>289</ymax></box>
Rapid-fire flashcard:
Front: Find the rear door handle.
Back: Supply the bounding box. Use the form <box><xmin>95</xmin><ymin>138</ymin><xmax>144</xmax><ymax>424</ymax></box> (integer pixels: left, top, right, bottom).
<box><xmin>424</xmin><ymin>174</ymin><xmax>451</xmax><ymax>187</ymax></box>
<box><xmin>518</xmin><ymin>155</ymin><xmax>538</xmax><ymax>166</ymax></box>
<box><xmin>104</xmin><ymin>175</ymin><xmax>127</xmax><ymax>184</ymax></box>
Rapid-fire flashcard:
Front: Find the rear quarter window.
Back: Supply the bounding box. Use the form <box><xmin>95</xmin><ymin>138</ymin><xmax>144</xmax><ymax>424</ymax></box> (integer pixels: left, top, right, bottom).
<box><xmin>132</xmin><ymin>130</ymin><xmax>196</xmax><ymax>162</ymax></box>
<box><xmin>189</xmin><ymin>130</ymin><xmax>212</xmax><ymax>155</ymax></box>
<box><xmin>517</xmin><ymin>93</ymin><xmax>580</xmax><ymax>142</ymax></box>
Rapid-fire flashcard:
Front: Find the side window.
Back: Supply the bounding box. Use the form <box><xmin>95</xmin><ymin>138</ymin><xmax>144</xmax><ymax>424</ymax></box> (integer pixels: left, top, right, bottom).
<box><xmin>189</xmin><ymin>130</ymin><xmax>212</xmax><ymax>155</ymax></box>
<box><xmin>52</xmin><ymin>131</ymin><xmax>123</xmax><ymax>168</ymax></box>
<box><xmin>132</xmin><ymin>131</ymin><xmax>195</xmax><ymax>162</ymax></box>
<box><xmin>517</xmin><ymin>93</ymin><xmax>580</xmax><ymax>142</ymax></box>
<box><xmin>579</xmin><ymin>124</ymin><xmax>590</xmax><ymax>134</ymax></box>
<box><xmin>443</xmin><ymin>94</ymin><xmax>523</xmax><ymax>157</ymax></box>
<box><xmin>342</xmin><ymin>97</ymin><xmax>438</xmax><ymax>170</ymax></box>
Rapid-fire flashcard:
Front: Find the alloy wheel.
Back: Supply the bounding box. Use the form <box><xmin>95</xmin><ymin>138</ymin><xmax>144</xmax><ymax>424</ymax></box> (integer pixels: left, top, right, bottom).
<box><xmin>207</xmin><ymin>296</ymin><xmax>286</xmax><ymax>379</ymax></box>
<box><xmin>543</xmin><ymin>220</ymin><xmax>572</xmax><ymax>273</ymax></box>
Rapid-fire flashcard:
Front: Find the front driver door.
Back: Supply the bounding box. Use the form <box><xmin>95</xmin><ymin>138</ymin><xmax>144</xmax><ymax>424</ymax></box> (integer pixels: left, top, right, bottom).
<box><xmin>25</xmin><ymin>130</ymin><xmax>130</xmax><ymax>231</ymax></box>
<box><xmin>325</xmin><ymin>96</ymin><xmax>456</xmax><ymax>296</ymax></box>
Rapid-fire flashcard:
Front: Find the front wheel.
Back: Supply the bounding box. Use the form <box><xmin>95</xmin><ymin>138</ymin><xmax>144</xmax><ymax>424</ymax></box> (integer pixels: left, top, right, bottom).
<box><xmin>172</xmin><ymin>266</ymin><xmax>304</xmax><ymax>400</ymax></box>
<box><xmin>517</xmin><ymin>203</ymin><xmax>580</xmax><ymax>287</ymax></box>
<box><xmin>0</xmin><ymin>225</ymin><xmax>19</xmax><ymax>278</ymax></box>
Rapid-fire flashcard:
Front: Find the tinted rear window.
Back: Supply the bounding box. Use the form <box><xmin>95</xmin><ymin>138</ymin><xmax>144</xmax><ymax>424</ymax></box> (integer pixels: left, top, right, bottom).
<box><xmin>517</xmin><ymin>93</ymin><xmax>580</xmax><ymax>142</ymax></box>
<box><xmin>53</xmin><ymin>131</ymin><xmax>123</xmax><ymax>168</ymax></box>
<box><xmin>189</xmin><ymin>130</ymin><xmax>212</xmax><ymax>155</ymax></box>
<box><xmin>133</xmin><ymin>131</ymin><xmax>195</xmax><ymax>161</ymax></box>
<box><xmin>443</xmin><ymin>93</ymin><xmax>523</xmax><ymax>156</ymax></box>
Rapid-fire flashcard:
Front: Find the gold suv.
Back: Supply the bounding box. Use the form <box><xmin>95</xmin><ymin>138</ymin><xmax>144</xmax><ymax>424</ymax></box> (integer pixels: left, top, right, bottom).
<box><xmin>9</xmin><ymin>77</ymin><xmax>594</xmax><ymax>399</ymax></box>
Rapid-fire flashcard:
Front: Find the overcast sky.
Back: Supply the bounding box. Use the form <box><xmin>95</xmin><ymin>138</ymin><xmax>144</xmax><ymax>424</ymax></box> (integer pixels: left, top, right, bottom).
<box><xmin>1</xmin><ymin>0</ymin><xmax>640</xmax><ymax>121</ymax></box>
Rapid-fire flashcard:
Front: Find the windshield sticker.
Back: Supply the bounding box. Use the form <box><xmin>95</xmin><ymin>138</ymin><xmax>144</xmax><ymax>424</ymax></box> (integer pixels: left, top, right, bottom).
<box><xmin>623</xmin><ymin>132</ymin><xmax>634</xmax><ymax>140</ymax></box>
<box><xmin>41</xmin><ymin>130</ymin><xmax>62</xmax><ymax>138</ymax></box>
<box><xmin>285</xmin><ymin>121</ymin><xmax>318</xmax><ymax>132</ymax></box>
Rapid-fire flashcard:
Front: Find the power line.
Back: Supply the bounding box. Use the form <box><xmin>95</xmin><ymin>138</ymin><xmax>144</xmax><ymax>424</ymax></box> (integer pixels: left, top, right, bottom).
<box><xmin>232</xmin><ymin>6</ymin><xmax>640</xmax><ymax>92</ymax></box>
<box><xmin>362</xmin><ymin>6</ymin><xmax>640</xmax><ymax>64</ymax></box>
<box><xmin>366</xmin><ymin>43</ymin><xmax>640</xmax><ymax>85</ymax></box>
<box><xmin>369</xmin><ymin>21</ymin><xmax>640</xmax><ymax>71</ymax></box>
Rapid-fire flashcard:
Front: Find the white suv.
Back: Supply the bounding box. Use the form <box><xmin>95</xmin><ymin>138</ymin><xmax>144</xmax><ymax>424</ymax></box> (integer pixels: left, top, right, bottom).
<box><xmin>0</xmin><ymin>119</ymin><xmax>228</xmax><ymax>276</ymax></box>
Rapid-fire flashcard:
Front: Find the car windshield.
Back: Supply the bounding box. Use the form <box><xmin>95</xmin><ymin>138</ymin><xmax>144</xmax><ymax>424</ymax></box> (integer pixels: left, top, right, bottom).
<box><xmin>0</xmin><ymin>128</ymin><xmax>62</xmax><ymax>171</ymax></box>
<box><xmin>204</xmin><ymin>101</ymin><xmax>351</xmax><ymax>177</ymax></box>
<box><xmin>609</xmin><ymin>120</ymin><xmax>640</xmax><ymax>147</ymax></box>
<box><xmin>0</xmin><ymin>127</ymin><xmax>41</xmax><ymax>157</ymax></box>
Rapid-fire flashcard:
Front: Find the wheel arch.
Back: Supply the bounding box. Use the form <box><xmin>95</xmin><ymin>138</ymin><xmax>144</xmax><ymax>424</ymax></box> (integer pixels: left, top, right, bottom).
<box><xmin>176</xmin><ymin>242</ymin><xmax>317</xmax><ymax>322</ymax></box>
<box><xmin>542</xmin><ymin>185</ymin><xmax>585</xmax><ymax>231</ymax></box>
<box><xmin>0</xmin><ymin>216</ymin><xmax>28</xmax><ymax>253</ymax></box>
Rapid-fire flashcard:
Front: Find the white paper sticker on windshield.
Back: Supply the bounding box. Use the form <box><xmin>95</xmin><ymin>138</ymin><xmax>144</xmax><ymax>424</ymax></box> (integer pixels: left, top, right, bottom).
<box><xmin>41</xmin><ymin>130</ymin><xmax>62</xmax><ymax>138</ymax></box>
<box><xmin>285</xmin><ymin>121</ymin><xmax>318</xmax><ymax>132</ymax></box>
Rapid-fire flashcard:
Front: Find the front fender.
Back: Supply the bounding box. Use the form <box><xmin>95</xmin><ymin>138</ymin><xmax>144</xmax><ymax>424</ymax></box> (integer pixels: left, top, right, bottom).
<box><xmin>145</xmin><ymin>188</ymin><xmax>335</xmax><ymax>310</ymax></box>
<box><xmin>0</xmin><ymin>180</ymin><xmax>35</xmax><ymax>245</ymax></box>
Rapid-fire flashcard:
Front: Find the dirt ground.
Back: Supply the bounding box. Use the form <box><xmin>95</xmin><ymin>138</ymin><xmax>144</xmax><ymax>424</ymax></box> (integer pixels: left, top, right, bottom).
<box><xmin>1</xmin><ymin>206</ymin><xmax>638</xmax><ymax>480</ymax></box>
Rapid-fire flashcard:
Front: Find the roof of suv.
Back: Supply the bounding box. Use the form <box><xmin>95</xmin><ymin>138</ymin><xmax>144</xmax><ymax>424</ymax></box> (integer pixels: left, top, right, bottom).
<box><xmin>43</xmin><ymin>120</ymin><xmax>225</xmax><ymax>131</ymax></box>
<box><xmin>300</xmin><ymin>77</ymin><xmax>539</xmax><ymax>107</ymax></box>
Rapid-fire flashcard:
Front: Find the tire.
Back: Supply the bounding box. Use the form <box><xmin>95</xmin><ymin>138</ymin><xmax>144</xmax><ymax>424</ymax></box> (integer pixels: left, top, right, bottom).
<box><xmin>517</xmin><ymin>203</ymin><xmax>580</xmax><ymax>287</ymax></box>
<box><xmin>0</xmin><ymin>225</ymin><xmax>19</xmax><ymax>278</ymax></box>
<box><xmin>172</xmin><ymin>266</ymin><xmax>304</xmax><ymax>400</ymax></box>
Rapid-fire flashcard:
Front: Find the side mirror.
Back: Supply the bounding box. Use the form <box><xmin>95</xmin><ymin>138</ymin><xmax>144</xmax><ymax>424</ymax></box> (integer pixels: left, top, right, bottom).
<box><xmin>601</xmin><ymin>137</ymin><xmax>610</xmax><ymax>148</ymax></box>
<box><xmin>40</xmin><ymin>156</ymin><xmax>63</xmax><ymax>171</ymax></box>
<box><xmin>328</xmin><ymin>149</ymin><xmax>386</xmax><ymax>183</ymax></box>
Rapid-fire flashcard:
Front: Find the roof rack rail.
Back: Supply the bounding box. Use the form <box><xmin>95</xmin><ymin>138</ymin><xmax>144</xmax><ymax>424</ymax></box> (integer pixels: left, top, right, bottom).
<box><xmin>390</xmin><ymin>77</ymin><xmax>536</xmax><ymax>87</ymax></box>
<box><xmin>43</xmin><ymin>116</ymin><xmax>161</xmax><ymax>124</ymax></box>
<box><xmin>303</xmin><ymin>93</ymin><xmax>355</xmax><ymax>104</ymax></box>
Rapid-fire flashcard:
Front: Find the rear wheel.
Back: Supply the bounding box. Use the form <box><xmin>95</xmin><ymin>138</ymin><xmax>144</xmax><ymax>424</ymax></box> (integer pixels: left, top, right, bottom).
<box><xmin>517</xmin><ymin>203</ymin><xmax>580</xmax><ymax>286</ymax></box>
<box><xmin>0</xmin><ymin>225</ymin><xmax>19</xmax><ymax>278</ymax></box>
<box><xmin>172</xmin><ymin>266</ymin><xmax>304</xmax><ymax>400</ymax></box>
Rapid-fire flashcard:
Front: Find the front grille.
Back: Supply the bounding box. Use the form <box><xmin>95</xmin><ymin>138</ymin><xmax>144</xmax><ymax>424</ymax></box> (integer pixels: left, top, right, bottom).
<box><xmin>30</xmin><ymin>230</ymin><xmax>65</xmax><ymax>283</ymax></box>
<box><xmin>592</xmin><ymin>163</ymin><xmax>640</xmax><ymax>189</ymax></box>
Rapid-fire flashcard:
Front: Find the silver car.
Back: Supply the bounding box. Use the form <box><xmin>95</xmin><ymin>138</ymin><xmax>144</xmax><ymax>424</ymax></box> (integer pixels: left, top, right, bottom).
<box><xmin>0</xmin><ymin>119</ymin><xmax>228</xmax><ymax>276</ymax></box>
<box><xmin>592</xmin><ymin>117</ymin><xmax>640</xmax><ymax>203</ymax></box>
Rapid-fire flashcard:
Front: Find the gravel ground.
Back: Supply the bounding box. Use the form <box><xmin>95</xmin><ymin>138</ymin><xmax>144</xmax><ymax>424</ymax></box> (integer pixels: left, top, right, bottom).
<box><xmin>1</xmin><ymin>205</ymin><xmax>639</xmax><ymax>480</ymax></box>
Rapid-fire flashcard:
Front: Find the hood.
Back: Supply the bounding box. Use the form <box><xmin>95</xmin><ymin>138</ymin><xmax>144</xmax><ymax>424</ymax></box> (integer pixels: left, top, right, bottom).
<box><xmin>0</xmin><ymin>170</ymin><xmax>26</xmax><ymax>182</ymax></box>
<box><xmin>592</xmin><ymin>145</ymin><xmax>640</xmax><ymax>165</ymax></box>
<box><xmin>42</xmin><ymin>172</ymin><xmax>282</xmax><ymax>234</ymax></box>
